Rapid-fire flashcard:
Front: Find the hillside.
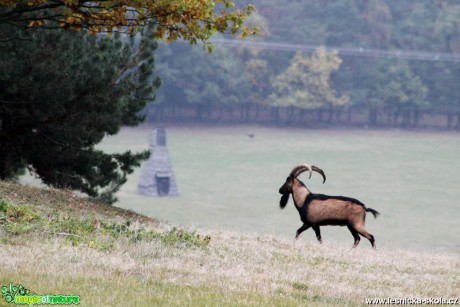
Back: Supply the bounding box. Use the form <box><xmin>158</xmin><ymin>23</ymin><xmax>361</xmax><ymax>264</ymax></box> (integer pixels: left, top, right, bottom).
<box><xmin>0</xmin><ymin>181</ymin><xmax>458</xmax><ymax>306</ymax></box>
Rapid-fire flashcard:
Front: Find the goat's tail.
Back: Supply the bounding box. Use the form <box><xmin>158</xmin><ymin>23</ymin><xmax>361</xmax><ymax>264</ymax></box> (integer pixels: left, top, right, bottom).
<box><xmin>366</xmin><ymin>207</ymin><xmax>380</xmax><ymax>219</ymax></box>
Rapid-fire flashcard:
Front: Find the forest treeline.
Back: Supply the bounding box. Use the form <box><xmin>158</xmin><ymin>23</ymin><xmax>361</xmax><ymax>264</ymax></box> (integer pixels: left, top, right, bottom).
<box><xmin>148</xmin><ymin>0</ymin><xmax>460</xmax><ymax>129</ymax></box>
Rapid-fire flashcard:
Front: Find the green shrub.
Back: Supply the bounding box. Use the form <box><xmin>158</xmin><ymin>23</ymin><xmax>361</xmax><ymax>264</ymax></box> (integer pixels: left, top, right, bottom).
<box><xmin>158</xmin><ymin>227</ymin><xmax>211</xmax><ymax>248</ymax></box>
<box><xmin>0</xmin><ymin>200</ymin><xmax>41</xmax><ymax>222</ymax></box>
<box><xmin>0</xmin><ymin>200</ymin><xmax>42</xmax><ymax>235</ymax></box>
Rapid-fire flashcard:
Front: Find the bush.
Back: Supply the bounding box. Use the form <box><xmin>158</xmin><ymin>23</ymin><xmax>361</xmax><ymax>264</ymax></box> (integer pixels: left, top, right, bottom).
<box><xmin>0</xmin><ymin>199</ymin><xmax>42</xmax><ymax>234</ymax></box>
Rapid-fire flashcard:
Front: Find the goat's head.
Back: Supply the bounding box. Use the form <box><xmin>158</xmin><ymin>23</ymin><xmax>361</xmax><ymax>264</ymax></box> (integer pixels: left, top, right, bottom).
<box><xmin>278</xmin><ymin>163</ymin><xmax>326</xmax><ymax>209</ymax></box>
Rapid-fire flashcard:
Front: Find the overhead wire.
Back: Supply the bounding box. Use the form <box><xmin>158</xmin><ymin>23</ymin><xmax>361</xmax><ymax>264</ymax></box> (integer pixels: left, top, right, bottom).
<box><xmin>210</xmin><ymin>38</ymin><xmax>460</xmax><ymax>62</ymax></box>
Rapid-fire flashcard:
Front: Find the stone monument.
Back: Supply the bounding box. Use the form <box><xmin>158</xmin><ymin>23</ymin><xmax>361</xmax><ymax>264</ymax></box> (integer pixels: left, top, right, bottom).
<box><xmin>137</xmin><ymin>128</ymin><xmax>179</xmax><ymax>197</ymax></box>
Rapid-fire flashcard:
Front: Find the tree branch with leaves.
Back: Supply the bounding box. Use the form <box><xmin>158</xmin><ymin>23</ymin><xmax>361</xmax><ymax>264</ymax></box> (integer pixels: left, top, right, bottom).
<box><xmin>0</xmin><ymin>0</ymin><xmax>257</xmax><ymax>46</ymax></box>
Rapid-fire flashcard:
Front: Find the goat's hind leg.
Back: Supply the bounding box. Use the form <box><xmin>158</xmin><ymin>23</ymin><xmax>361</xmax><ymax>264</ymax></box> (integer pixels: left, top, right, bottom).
<box><xmin>355</xmin><ymin>226</ymin><xmax>376</xmax><ymax>250</ymax></box>
<box><xmin>347</xmin><ymin>225</ymin><xmax>360</xmax><ymax>248</ymax></box>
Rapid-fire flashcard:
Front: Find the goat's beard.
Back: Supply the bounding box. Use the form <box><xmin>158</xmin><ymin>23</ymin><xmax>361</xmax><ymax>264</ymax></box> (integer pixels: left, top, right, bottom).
<box><xmin>280</xmin><ymin>193</ymin><xmax>290</xmax><ymax>209</ymax></box>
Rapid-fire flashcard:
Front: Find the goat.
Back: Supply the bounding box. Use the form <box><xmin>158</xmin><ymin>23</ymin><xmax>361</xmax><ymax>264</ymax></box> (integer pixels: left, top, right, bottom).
<box><xmin>278</xmin><ymin>163</ymin><xmax>380</xmax><ymax>249</ymax></box>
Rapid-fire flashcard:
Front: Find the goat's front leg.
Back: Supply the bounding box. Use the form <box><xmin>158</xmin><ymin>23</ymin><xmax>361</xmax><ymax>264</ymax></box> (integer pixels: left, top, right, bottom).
<box><xmin>295</xmin><ymin>223</ymin><xmax>310</xmax><ymax>240</ymax></box>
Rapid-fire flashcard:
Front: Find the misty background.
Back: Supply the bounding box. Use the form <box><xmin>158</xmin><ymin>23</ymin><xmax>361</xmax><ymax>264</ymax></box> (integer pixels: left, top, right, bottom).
<box><xmin>146</xmin><ymin>0</ymin><xmax>460</xmax><ymax>130</ymax></box>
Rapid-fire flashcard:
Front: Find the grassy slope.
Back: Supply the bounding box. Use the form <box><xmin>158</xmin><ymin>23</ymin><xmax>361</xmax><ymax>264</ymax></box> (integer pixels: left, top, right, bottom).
<box><xmin>1</xmin><ymin>181</ymin><xmax>459</xmax><ymax>307</ymax></box>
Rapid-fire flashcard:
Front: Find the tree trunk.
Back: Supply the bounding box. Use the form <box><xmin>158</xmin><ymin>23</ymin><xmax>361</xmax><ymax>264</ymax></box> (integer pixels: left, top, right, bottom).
<box><xmin>271</xmin><ymin>107</ymin><xmax>280</xmax><ymax>123</ymax></box>
<box><xmin>412</xmin><ymin>110</ymin><xmax>420</xmax><ymax>128</ymax></box>
<box><xmin>196</xmin><ymin>105</ymin><xmax>204</xmax><ymax>120</ymax></box>
<box><xmin>245</xmin><ymin>104</ymin><xmax>251</xmax><ymax>122</ymax></box>
<box><xmin>393</xmin><ymin>110</ymin><xmax>400</xmax><ymax>126</ymax></box>
<box><xmin>402</xmin><ymin>111</ymin><xmax>410</xmax><ymax>128</ymax></box>
<box><xmin>240</xmin><ymin>105</ymin><xmax>250</xmax><ymax>122</ymax></box>
<box><xmin>0</xmin><ymin>159</ymin><xmax>8</xmax><ymax>180</ymax></box>
<box><xmin>228</xmin><ymin>106</ymin><xmax>234</xmax><ymax>119</ymax></box>
<box><xmin>286</xmin><ymin>106</ymin><xmax>295</xmax><ymax>124</ymax></box>
<box><xmin>217</xmin><ymin>106</ymin><xmax>224</xmax><ymax>121</ymax></box>
<box><xmin>335</xmin><ymin>108</ymin><xmax>343</xmax><ymax>123</ymax></box>
<box><xmin>447</xmin><ymin>112</ymin><xmax>453</xmax><ymax>129</ymax></box>
<box><xmin>255</xmin><ymin>105</ymin><xmax>260</xmax><ymax>118</ymax></box>
<box><xmin>317</xmin><ymin>109</ymin><xmax>323</xmax><ymax>122</ymax></box>
<box><xmin>155</xmin><ymin>105</ymin><xmax>164</xmax><ymax>121</ymax></box>
<box><xmin>0</xmin><ymin>143</ymin><xmax>9</xmax><ymax>180</ymax></box>
<box><xmin>369</xmin><ymin>108</ymin><xmax>378</xmax><ymax>126</ymax></box>
<box><xmin>328</xmin><ymin>106</ymin><xmax>334</xmax><ymax>123</ymax></box>
<box><xmin>347</xmin><ymin>108</ymin><xmax>352</xmax><ymax>123</ymax></box>
<box><xmin>386</xmin><ymin>111</ymin><xmax>392</xmax><ymax>125</ymax></box>
<box><xmin>298</xmin><ymin>109</ymin><xmax>307</xmax><ymax>125</ymax></box>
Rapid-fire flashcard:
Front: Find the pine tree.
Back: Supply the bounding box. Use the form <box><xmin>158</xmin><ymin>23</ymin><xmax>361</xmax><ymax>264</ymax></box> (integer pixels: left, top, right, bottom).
<box><xmin>0</xmin><ymin>25</ymin><xmax>160</xmax><ymax>203</ymax></box>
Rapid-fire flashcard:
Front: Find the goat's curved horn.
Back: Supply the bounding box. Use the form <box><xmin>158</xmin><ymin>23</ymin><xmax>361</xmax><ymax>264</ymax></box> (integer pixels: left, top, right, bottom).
<box><xmin>290</xmin><ymin>163</ymin><xmax>327</xmax><ymax>183</ymax></box>
<box><xmin>312</xmin><ymin>165</ymin><xmax>326</xmax><ymax>183</ymax></box>
<box><xmin>290</xmin><ymin>163</ymin><xmax>313</xmax><ymax>179</ymax></box>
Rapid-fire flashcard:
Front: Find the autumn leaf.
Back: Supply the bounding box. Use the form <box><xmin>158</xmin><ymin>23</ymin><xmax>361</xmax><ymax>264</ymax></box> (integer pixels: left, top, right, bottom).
<box><xmin>0</xmin><ymin>0</ymin><xmax>258</xmax><ymax>46</ymax></box>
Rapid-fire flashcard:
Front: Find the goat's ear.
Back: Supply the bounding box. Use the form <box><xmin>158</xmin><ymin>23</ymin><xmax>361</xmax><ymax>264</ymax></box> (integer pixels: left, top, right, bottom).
<box><xmin>280</xmin><ymin>193</ymin><xmax>290</xmax><ymax>209</ymax></box>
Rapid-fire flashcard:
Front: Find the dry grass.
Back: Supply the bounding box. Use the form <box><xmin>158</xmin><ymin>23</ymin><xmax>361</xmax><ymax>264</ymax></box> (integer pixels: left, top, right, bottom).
<box><xmin>1</xmin><ymin>231</ymin><xmax>459</xmax><ymax>306</ymax></box>
<box><xmin>1</xmin><ymin>181</ymin><xmax>459</xmax><ymax>306</ymax></box>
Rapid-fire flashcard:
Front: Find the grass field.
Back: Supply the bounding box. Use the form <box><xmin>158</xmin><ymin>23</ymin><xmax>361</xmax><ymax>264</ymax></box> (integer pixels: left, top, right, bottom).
<box><xmin>0</xmin><ymin>181</ymin><xmax>458</xmax><ymax>306</ymax></box>
<box><xmin>100</xmin><ymin>125</ymin><xmax>460</xmax><ymax>252</ymax></box>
